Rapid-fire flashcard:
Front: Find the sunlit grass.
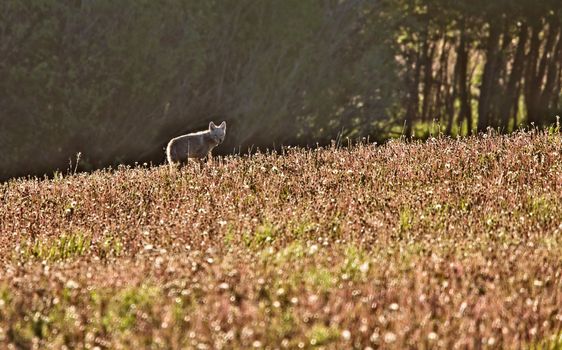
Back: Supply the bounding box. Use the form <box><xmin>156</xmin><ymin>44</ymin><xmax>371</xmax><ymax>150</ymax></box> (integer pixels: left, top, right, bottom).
<box><xmin>0</xmin><ymin>130</ymin><xmax>560</xmax><ymax>348</ymax></box>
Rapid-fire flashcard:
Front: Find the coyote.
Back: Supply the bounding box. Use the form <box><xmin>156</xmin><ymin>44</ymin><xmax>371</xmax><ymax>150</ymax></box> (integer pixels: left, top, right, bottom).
<box><xmin>166</xmin><ymin>121</ymin><xmax>226</xmax><ymax>165</ymax></box>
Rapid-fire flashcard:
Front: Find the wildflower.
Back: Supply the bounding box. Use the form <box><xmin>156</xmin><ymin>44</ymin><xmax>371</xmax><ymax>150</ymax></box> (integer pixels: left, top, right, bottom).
<box><xmin>384</xmin><ymin>332</ymin><xmax>397</xmax><ymax>343</ymax></box>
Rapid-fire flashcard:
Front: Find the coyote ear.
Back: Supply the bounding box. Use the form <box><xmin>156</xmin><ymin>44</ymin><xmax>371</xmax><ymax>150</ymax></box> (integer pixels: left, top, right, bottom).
<box><xmin>219</xmin><ymin>121</ymin><xmax>226</xmax><ymax>129</ymax></box>
<box><xmin>209</xmin><ymin>121</ymin><xmax>217</xmax><ymax>130</ymax></box>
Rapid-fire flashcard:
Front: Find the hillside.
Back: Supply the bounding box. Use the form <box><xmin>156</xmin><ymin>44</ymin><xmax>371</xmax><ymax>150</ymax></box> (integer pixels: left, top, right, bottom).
<box><xmin>1</xmin><ymin>131</ymin><xmax>561</xmax><ymax>349</ymax></box>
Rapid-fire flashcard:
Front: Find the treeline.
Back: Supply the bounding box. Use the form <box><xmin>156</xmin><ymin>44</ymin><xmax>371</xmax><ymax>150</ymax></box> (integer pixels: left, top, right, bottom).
<box><xmin>1</xmin><ymin>0</ymin><xmax>561</xmax><ymax>180</ymax></box>
<box><xmin>396</xmin><ymin>0</ymin><xmax>562</xmax><ymax>137</ymax></box>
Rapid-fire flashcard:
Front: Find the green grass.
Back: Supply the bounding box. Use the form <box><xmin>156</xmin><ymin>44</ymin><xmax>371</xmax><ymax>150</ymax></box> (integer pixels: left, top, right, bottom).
<box><xmin>18</xmin><ymin>231</ymin><xmax>91</xmax><ymax>261</ymax></box>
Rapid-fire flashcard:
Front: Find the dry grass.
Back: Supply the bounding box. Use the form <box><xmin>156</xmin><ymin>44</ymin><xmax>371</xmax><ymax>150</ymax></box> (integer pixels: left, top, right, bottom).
<box><xmin>0</xmin><ymin>130</ymin><xmax>561</xmax><ymax>349</ymax></box>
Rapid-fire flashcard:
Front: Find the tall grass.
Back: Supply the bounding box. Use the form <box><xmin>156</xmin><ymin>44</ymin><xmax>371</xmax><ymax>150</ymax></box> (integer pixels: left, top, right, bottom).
<box><xmin>0</xmin><ymin>130</ymin><xmax>561</xmax><ymax>349</ymax></box>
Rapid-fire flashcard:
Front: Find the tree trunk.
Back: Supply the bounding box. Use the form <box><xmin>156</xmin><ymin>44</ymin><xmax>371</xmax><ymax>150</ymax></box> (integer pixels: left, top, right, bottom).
<box><xmin>440</xmin><ymin>41</ymin><xmax>454</xmax><ymax>133</ymax></box>
<box><xmin>456</xmin><ymin>25</ymin><xmax>472</xmax><ymax>135</ymax></box>
<box><xmin>554</xmin><ymin>65</ymin><xmax>562</xmax><ymax>110</ymax></box>
<box><xmin>499</xmin><ymin>22</ymin><xmax>528</xmax><ymax>131</ymax></box>
<box><xmin>539</xmin><ymin>21</ymin><xmax>562</xmax><ymax>121</ymax></box>
<box><xmin>430</xmin><ymin>39</ymin><xmax>444</xmax><ymax>123</ymax></box>
<box><xmin>404</xmin><ymin>48</ymin><xmax>422</xmax><ymax>138</ymax></box>
<box><xmin>421</xmin><ymin>41</ymin><xmax>436</xmax><ymax>122</ymax></box>
<box><xmin>525</xmin><ymin>21</ymin><xmax>542</xmax><ymax>125</ymax></box>
<box><xmin>478</xmin><ymin>21</ymin><xmax>502</xmax><ymax>133</ymax></box>
<box><xmin>489</xmin><ymin>22</ymin><xmax>512</xmax><ymax>129</ymax></box>
<box><xmin>446</xmin><ymin>37</ymin><xmax>458</xmax><ymax>136</ymax></box>
<box><xmin>525</xmin><ymin>19</ymin><xmax>559</xmax><ymax>126</ymax></box>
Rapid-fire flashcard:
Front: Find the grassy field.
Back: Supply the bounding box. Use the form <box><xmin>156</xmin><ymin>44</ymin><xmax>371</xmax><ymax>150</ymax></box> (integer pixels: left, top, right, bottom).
<box><xmin>1</xmin><ymin>130</ymin><xmax>561</xmax><ymax>349</ymax></box>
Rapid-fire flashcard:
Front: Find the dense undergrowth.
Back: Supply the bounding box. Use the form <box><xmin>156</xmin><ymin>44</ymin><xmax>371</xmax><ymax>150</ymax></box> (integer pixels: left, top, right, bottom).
<box><xmin>0</xmin><ymin>130</ymin><xmax>561</xmax><ymax>349</ymax></box>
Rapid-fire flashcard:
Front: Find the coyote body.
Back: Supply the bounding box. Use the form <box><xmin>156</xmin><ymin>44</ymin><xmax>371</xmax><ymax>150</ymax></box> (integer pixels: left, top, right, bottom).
<box><xmin>166</xmin><ymin>121</ymin><xmax>226</xmax><ymax>165</ymax></box>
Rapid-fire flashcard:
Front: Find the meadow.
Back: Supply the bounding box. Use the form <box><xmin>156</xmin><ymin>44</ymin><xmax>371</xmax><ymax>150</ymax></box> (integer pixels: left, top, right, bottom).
<box><xmin>0</xmin><ymin>130</ymin><xmax>561</xmax><ymax>349</ymax></box>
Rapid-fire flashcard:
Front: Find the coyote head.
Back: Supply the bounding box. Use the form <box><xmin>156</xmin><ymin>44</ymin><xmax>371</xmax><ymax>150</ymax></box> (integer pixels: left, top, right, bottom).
<box><xmin>209</xmin><ymin>121</ymin><xmax>226</xmax><ymax>144</ymax></box>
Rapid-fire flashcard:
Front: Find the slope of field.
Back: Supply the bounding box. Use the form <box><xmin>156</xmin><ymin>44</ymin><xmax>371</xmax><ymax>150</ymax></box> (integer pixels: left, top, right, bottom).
<box><xmin>1</xmin><ymin>131</ymin><xmax>561</xmax><ymax>349</ymax></box>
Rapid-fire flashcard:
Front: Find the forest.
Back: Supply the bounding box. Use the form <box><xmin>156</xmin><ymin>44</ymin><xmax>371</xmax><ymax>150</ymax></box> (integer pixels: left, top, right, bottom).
<box><xmin>1</xmin><ymin>0</ymin><xmax>562</xmax><ymax>180</ymax></box>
